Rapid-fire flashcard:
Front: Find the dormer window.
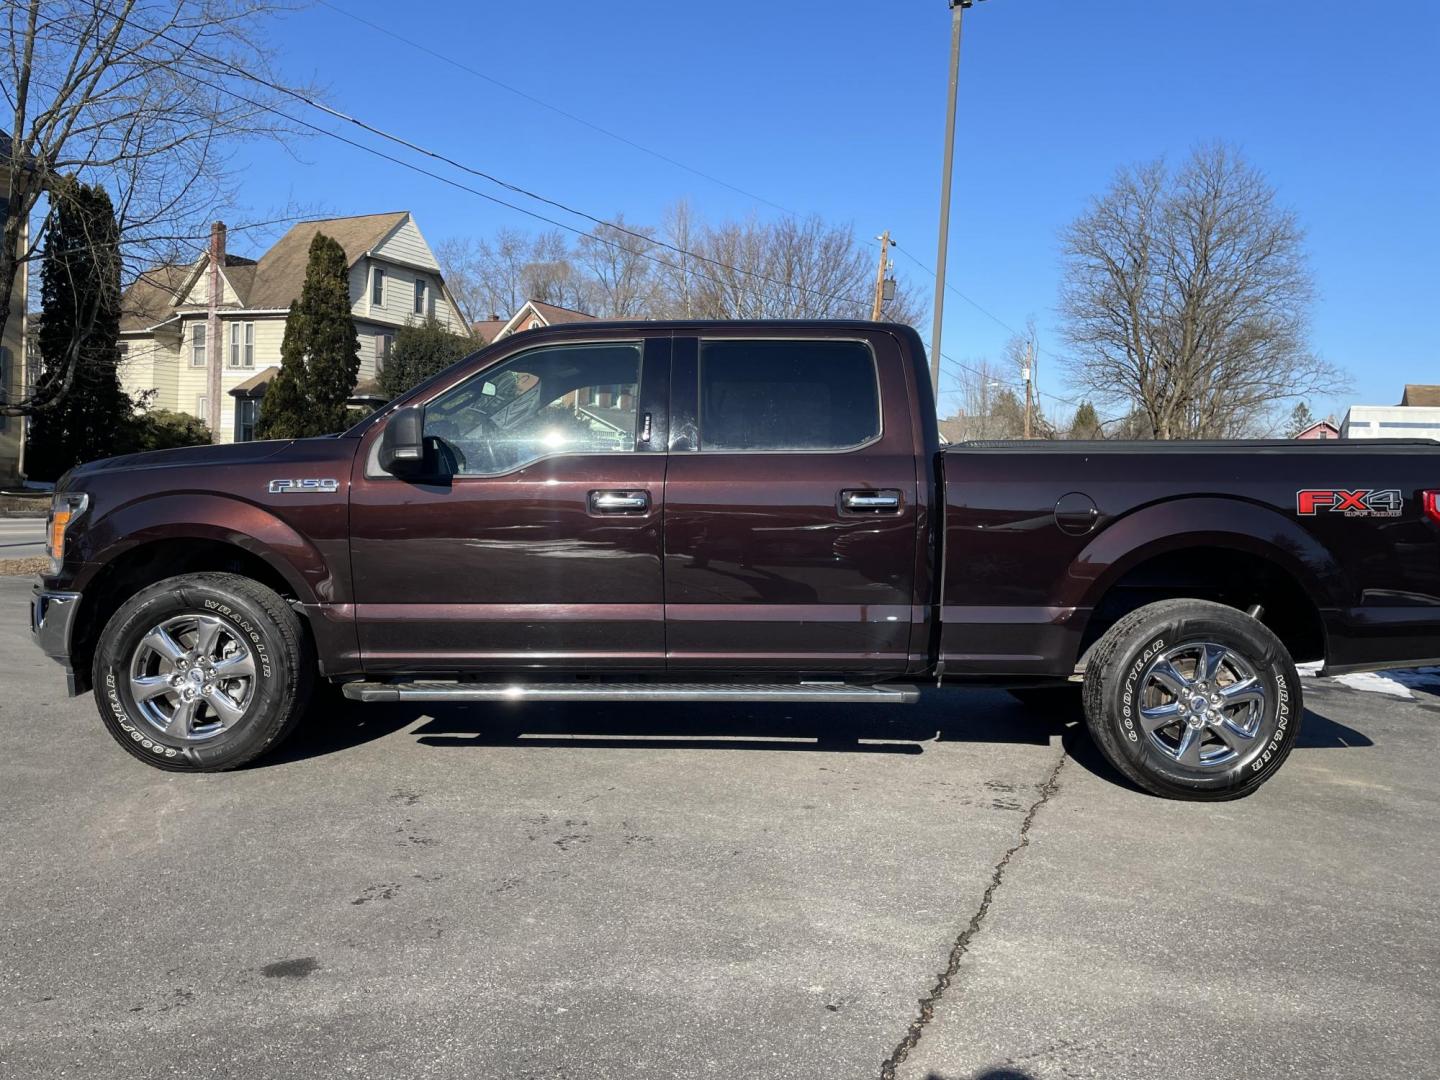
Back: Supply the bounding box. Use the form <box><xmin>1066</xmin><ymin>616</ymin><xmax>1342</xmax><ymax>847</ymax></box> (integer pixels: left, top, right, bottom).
<box><xmin>372</xmin><ymin>266</ymin><xmax>385</xmax><ymax>307</ymax></box>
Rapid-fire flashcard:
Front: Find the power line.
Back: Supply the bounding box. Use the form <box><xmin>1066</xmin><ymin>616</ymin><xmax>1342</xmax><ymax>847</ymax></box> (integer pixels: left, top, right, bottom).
<box><xmin>177</xmin><ymin>68</ymin><xmax>863</xmax><ymax>322</ymax></box>
<box><xmin>314</xmin><ymin>0</ymin><xmax>799</xmax><ymax>218</ymax></box>
<box><xmin>893</xmin><ymin>242</ymin><xmax>1026</xmax><ymax>340</ymax></box>
<box><xmin>141</xmin><ymin>20</ymin><xmax>876</xmax><ymax>317</ymax></box>
<box><xmin>69</xmin><ymin>3</ymin><xmax>870</xmax><ymax>316</ymax></box>
<box><xmin>897</xmin><ymin>241</ymin><xmax>1095</xmax><ymax>413</ymax></box>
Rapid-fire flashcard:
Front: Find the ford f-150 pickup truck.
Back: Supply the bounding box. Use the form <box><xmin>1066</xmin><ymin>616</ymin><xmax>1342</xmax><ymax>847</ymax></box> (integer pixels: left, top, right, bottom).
<box><xmin>30</xmin><ymin>321</ymin><xmax>1440</xmax><ymax>798</ymax></box>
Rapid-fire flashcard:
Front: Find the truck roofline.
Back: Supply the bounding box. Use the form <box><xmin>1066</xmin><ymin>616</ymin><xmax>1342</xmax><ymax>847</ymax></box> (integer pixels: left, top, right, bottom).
<box><xmin>949</xmin><ymin>438</ymin><xmax>1440</xmax><ymax>452</ymax></box>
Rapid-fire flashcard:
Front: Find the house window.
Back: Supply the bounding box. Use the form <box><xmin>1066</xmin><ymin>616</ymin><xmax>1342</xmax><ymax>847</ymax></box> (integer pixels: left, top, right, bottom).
<box><xmin>372</xmin><ymin>266</ymin><xmax>385</xmax><ymax>307</ymax></box>
<box><xmin>235</xmin><ymin>398</ymin><xmax>258</xmax><ymax>442</ymax></box>
<box><xmin>117</xmin><ymin>342</ymin><xmax>129</xmax><ymax>358</ymax></box>
<box><xmin>529</xmin><ymin>319</ymin><xmax>541</xmax><ymax>330</ymax></box>
<box><xmin>228</xmin><ymin>321</ymin><xmax>254</xmax><ymax>368</ymax></box>
<box><xmin>413</xmin><ymin>278</ymin><xmax>427</xmax><ymax>316</ymax></box>
<box><xmin>377</xmin><ymin>333</ymin><xmax>394</xmax><ymax>370</ymax></box>
<box><xmin>191</xmin><ymin>324</ymin><xmax>207</xmax><ymax>367</ymax></box>
<box><xmin>196</xmin><ymin>394</ymin><xmax>209</xmax><ymax>423</ymax></box>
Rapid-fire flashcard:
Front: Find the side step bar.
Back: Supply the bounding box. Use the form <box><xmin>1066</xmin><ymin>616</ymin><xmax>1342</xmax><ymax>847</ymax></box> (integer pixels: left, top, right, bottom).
<box><xmin>341</xmin><ymin>680</ymin><xmax>921</xmax><ymax>705</ymax></box>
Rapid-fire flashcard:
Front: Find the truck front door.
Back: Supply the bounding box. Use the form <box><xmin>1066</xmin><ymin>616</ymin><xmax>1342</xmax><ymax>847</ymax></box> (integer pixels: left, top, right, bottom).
<box><xmin>349</xmin><ymin>335</ymin><xmax>670</xmax><ymax>672</ymax></box>
<box><xmin>662</xmin><ymin>331</ymin><xmax>923</xmax><ymax>673</ymax></box>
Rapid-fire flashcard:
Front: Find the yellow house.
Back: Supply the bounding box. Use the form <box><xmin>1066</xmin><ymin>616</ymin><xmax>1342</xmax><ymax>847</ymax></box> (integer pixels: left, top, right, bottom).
<box><xmin>118</xmin><ymin>211</ymin><xmax>469</xmax><ymax>443</ymax></box>
<box><xmin>0</xmin><ymin>133</ymin><xmax>30</xmax><ymax>484</ymax></box>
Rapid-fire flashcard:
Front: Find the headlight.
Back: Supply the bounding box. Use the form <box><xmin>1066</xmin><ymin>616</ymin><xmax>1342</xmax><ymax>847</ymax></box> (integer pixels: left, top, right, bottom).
<box><xmin>47</xmin><ymin>492</ymin><xmax>89</xmax><ymax>573</ymax></box>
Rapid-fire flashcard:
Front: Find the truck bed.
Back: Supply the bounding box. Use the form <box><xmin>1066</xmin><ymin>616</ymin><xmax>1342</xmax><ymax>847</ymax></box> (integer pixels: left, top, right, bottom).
<box><xmin>938</xmin><ymin>438</ymin><xmax>1440</xmax><ymax>680</ymax></box>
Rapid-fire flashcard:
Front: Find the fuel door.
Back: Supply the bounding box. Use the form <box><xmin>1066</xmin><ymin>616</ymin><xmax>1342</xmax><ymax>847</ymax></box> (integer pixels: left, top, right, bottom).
<box><xmin>1055</xmin><ymin>491</ymin><xmax>1099</xmax><ymax>536</ymax></box>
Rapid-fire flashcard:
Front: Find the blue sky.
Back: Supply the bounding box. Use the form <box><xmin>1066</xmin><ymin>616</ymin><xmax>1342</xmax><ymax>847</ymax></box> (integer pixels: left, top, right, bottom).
<box><xmin>237</xmin><ymin>0</ymin><xmax>1440</xmax><ymax>423</ymax></box>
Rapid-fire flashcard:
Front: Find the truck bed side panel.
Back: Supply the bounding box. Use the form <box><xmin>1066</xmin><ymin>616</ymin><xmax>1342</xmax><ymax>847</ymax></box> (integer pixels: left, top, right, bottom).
<box><xmin>939</xmin><ymin>441</ymin><xmax>1440</xmax><ymax>678</ymax></box>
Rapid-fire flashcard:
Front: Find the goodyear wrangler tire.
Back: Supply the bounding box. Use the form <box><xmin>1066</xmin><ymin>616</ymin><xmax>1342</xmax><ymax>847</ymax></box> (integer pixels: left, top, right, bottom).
<box><xmin>1081</xmin><ymin>599</ymin><xmax>1302</xmax><ymax>800</ymax></box>
<box><xmin>92</xmin><ymin>573</ymin><xmax>313</xmax><ymax>771</ymax></box>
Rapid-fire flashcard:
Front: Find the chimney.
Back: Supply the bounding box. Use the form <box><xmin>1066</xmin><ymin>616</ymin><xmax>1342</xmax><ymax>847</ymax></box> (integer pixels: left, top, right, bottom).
<box><xmin>209</xmin><ymin>220</ymin><xmax>227</xmax><ymax>264</ymax></box>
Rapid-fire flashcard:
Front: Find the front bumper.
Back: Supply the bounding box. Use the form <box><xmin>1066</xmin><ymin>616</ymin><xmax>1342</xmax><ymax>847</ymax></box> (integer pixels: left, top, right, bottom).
<box><xmin>31</xmin><ymin>586</ymin><xmax>83</xmax><ymax>695</ymax></box>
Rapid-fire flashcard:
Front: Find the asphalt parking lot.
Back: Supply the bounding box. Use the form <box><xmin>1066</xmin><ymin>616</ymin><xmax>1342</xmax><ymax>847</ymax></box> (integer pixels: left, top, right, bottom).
<box><xmin>2</xmin><ymin>574</ymin><xmax>1437</xmax><ymax>1080</ymax></box>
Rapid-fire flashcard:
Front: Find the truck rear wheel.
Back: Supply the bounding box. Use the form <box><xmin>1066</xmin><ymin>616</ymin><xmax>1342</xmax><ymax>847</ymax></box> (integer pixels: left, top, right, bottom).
<box><xmin>1081</xmin><ymin>599</ymin><xmax>1302</xmax><ymax>800</ymax></box>
<box><xmin>92</xmin><ymin>573</ymin><xmax>313</xmax><ymax>772</ymax></box>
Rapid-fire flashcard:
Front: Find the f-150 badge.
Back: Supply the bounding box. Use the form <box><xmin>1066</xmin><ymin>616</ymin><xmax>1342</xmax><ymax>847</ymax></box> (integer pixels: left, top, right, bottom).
<box><xmin>268</xmin><ymin>478</ymin><xmax>340</xmax><ymax>494</ymax></box>
<box><xmin>1297</xmin><ymin>488</ymin><xmax>1403</xmax><ymax>517</ymax></box>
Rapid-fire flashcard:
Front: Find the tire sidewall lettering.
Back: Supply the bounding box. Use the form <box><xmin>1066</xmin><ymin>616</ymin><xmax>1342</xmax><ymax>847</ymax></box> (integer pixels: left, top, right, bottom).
<box><xmin>1119</xmin><ymin>636</ymin><xmax>1165</xmax><ymax>744</ymax></box>
<box><xmin>201</xmin><ymin>598</ymin><xmax>273</xmax><ymax>679</ymax></box>
<box><xmin>104</xmin><ymin>669</ymin><xmax>181</xmax><ymax>759</ymax></box>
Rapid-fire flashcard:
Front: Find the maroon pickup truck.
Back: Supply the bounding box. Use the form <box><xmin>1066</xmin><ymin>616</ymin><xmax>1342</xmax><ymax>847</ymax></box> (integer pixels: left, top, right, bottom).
<box><xmin>30</xmin><ymin>321</ymin><xmax>1440</xmax><ymax>798</ymax></box>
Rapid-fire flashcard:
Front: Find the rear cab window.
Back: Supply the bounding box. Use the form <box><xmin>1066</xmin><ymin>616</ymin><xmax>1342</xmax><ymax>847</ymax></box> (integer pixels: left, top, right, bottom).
<box><xmin>697</xmin><ymin>340</ymin><xmax>880</xmax><ymax>451</ymax></box>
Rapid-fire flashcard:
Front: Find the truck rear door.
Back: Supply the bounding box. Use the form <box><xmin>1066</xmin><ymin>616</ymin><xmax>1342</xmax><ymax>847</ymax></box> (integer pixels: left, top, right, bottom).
<box><xmin>662</xmin><ymin>330</ymin><xmax>923</xmax><ymax>673</ymax></box>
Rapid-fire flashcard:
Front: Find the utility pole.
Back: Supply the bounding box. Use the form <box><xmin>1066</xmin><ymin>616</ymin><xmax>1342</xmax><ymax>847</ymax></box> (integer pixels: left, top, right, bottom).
<box><xmin>929</xmin><ymin>0</ymin><xmax>987</xmax><ymax>394</ymax></box>
<box><xmin>206</xmin><ymin>221</ymin><xmax>225</xmax><ymax>444</ymax></box>
<box><xmin>871</xmin><ymin>230</ymin><xmax>894</xmax><ymax>321</ymax></box>
<box><xmin>1022</xmin><ymin>337</ymin><xmax>1034</xmax><ymax>439</ymax></box>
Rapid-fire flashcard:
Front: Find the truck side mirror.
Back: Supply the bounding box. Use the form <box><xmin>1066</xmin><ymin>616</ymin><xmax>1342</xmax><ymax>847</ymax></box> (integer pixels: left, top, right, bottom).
<box><xmin>378</xmin><ymin>404</ymin><xmax>426</xmax><ymax>477</ymax></box>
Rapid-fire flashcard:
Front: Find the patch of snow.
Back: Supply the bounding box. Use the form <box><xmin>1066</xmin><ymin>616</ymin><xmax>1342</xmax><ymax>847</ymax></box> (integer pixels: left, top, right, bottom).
<box><xmin>1297</xmin><ymin>663</ymin><xmax>1440</xmax><ymax>700</ymax></box>
<box><xmin>1331</xmin><ymin>671</ymin><xmax>1414</xmax><ymax>699</ymax></box>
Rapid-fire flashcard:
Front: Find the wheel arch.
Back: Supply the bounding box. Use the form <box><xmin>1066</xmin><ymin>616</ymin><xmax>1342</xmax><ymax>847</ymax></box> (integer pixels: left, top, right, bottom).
<box><xmin>1071</xmin><ymin>498</ymin><xmax>1340</xmax><ymax>669</ymax></box>
<box><xmin>69</xmin><ymin>496</ymin><xmax>334</xmax><ymax>694</ymax></box>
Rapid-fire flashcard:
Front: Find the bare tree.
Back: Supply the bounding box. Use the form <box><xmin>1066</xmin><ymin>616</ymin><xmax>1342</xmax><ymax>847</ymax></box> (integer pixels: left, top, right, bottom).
<box><xmin>941</xmin><ymin>359</ymin><xmax>1026</xmax><ymax>441</ymax></box>
<box><xmin>442</xmin><ymin>206</ymin><xmax>929</xmax><ymax>328</ymax></box>
<box><xmin>2</xmin><ymin>0</ymin><xmax>311</xmax><ymax>414</ymax></box>
<box><xmin>653</xmin><ymin>206</ymin><xmax>926</xmax><ymax>324</ymax></box>
<box><xmin>576</xmin><ymin>214</ymin><xmax>656</xmax><ymax>318</ymax></box>
<box><xmin>1059</xmin><ymin>144</ymin><xmax>1344</xmax><ymax>439</ymax></box>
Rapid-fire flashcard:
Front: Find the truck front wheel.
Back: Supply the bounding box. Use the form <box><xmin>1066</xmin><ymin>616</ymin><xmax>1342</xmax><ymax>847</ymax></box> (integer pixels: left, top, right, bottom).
<box><xmin>91</xmin><ymin>573</ymin><xmax>313</xmax><ymax>771</ymax></box>
<box><xmin>1081</xmin><ymin>599</ymin><xmax>1302</xmax><ymax>800</ymax></box>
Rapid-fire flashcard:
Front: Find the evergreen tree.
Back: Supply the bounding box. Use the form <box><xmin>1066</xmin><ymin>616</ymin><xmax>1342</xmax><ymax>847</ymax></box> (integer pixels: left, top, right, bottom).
<box><xmin>26</xmin><ymin>179</ymin><xmax>133</xmax><ymax>480</ymax></box>
<box><xmin>1068</xmin><ymin>401</ymin><xmax>1102</xmax><ymax>440</ymax></box>
<box><xmin>378</xmin><ymin>316</ymin><xmax>475</xmax><ymax>399</ymax></box>
<box><xmin>1285</xmin><ymin>401</ymin><xmax>1316</xmax><ymax>438</ymax></box>
<box><xmin>257</xmin><ymin>232</ymin><xmax>359</xmax><ymax>438</ymax></box>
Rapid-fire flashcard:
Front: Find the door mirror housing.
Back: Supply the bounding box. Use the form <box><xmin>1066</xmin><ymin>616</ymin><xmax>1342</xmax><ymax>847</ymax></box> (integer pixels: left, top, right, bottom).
<box><xmin>378</xmin><ymin>404</ymin><xmax>426</xmax><ymax>476</ymax></box>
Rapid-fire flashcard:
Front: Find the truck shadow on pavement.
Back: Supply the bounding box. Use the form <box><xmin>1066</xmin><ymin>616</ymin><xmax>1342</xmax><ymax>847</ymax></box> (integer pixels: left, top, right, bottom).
<box><xmin>273</xmin><ymin>689</ymin><xmax>1373</xmax><ymax>793</ymax></box>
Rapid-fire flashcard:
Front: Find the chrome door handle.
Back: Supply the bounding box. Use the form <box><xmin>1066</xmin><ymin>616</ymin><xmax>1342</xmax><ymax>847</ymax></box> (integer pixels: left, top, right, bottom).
<box><xmin>590</xmin><ymin>489</ymin><xmax>650</xmax><ymax>514</ymax></box>
<box><xmin>841</xmin><ymin>489</ymin><xmax>902</xmax><ymax>513</ymax></box>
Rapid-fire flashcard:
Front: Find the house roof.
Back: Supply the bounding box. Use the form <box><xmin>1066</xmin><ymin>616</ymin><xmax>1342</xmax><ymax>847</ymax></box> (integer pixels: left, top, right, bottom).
<box><xmin>119</xmin><ymin>265</ymin><xmax>191</xmax><ymax>332</ymax></box>
<box><xmin>121</xmin><ymin>212</ymin><xmax>411</xmax><ymax>331</ymax></box>
<box><xmin>1295</xmin><ymin>420</ymin><xmax>1341</xmax><ymax>439</ymax></box>
<box><xmin>1401</xmin><ymin>385</ymin><xmax>1440</xmax><ymax>407</ymax></box>
<box><xmin>494</xmin><ymin>298</ymin><xmax>597</xmax><ymax>340</ymax></box>
<box><xmin>473</xmin><ymin>318</ymin><xmax>507</xmax><ymax>342</ymax></box>
<box><xmin>244</xmin><ymin>212</ymin><xmax>408</xmax><ymax>310</ymax></box>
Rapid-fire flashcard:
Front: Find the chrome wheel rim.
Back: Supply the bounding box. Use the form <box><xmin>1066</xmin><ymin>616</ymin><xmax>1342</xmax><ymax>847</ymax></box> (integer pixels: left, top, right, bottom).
<box><xmin>1138</xmin><ymin>642</ymin><xmax>1268</xmax><ymax>770</ymax></box>
<box><xmin>128</xmin><ymin>614</ymin><xmax>256</xmax><ymax>742</ymax></box>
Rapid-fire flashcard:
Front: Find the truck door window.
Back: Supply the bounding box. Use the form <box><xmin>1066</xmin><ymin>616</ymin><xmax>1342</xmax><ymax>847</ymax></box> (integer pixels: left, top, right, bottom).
<box><xmin>422</xmin><ymin>342</ymin><xmax>642</xmax><ymax>475</ymax></box>
<box><xmin>697</xmin><ymin>340</ymin><xmax>880</xmax><ymax>451</ymax></box>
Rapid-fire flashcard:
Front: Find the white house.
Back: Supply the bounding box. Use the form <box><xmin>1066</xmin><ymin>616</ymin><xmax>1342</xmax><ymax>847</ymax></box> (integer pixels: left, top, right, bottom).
<box><xmin>1342</xmin><ymin>385</ymin><xmax>1440</xmax><ymax>441</ymax></box>
<box><xmin>118</xmin><ymin>211</ymin><xmax>469</xmax><ymax>443</ymax></box>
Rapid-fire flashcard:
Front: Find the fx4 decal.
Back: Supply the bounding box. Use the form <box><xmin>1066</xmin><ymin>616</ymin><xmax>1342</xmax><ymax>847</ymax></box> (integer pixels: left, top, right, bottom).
<box><xmin>268</xmin><ymin>478</ymin><xmax>340</xmax><ymax>494</ymax></box>
<box><xmin>1296</xmin><ymin>488</ymin><xmax>1403</xmax><ymax>518</ymax></box>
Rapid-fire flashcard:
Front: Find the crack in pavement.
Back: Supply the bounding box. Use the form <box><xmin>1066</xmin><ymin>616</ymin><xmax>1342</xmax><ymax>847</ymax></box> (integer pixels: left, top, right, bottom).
<box><xmin>878</xmin><ymin>747</ymin><xmax>1068</xmax><ymax>1080</ymax></box>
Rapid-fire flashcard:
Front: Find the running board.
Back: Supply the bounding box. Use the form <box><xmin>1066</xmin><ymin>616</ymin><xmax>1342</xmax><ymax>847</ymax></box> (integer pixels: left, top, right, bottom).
<box><xmin>341</xmin><ymin>680</ymin><xmax>921</xmax><ymax>705</ymax></box>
